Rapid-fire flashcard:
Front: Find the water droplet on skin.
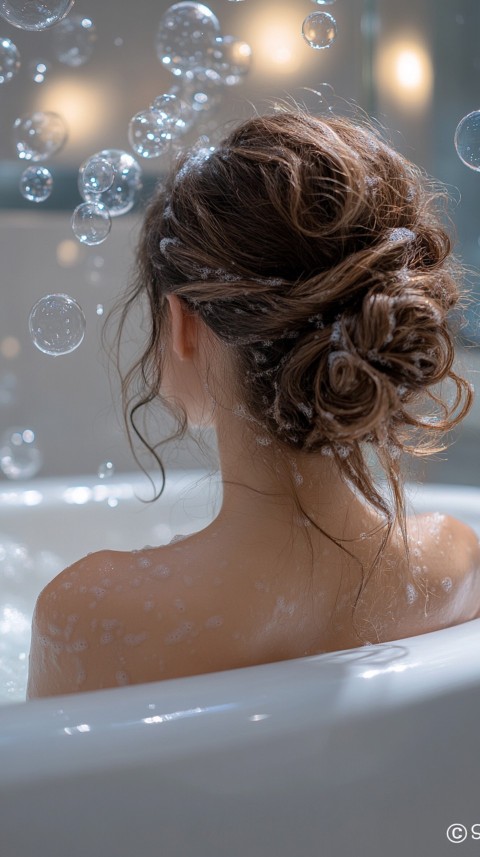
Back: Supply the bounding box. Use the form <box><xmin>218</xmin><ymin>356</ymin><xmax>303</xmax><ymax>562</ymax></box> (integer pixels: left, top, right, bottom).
<box><xmin>101</xmin><ymin>618</ymin><xmax>119</xmax><ymax>630</ymax></box>
<box><xmin>441</xmin><ymin>576</ymin><xmax>453</xmax><ymax>592</ymax></box>
<box><xmin>89</xmin><ymin>587</ymin><xmax>106</xmax><ymax>599</ymax></box>
<box><xmin>123</xmin><ymin>632</ymin><xmax>147</xmax><ymax>646</ymax></box>
<box><xmin>152</xmin><ymin>564</ymin><xmax>171</xmax><ymax>579</ymax></box>
<box><xmin>100</xmin><ymin>632</ymin><xmax>113</xmax><ymax>644</ymax></box>
<box><xmin>174</xmin><ymin>598</ymin><xmax>185</xmax><ymax>612</ymax></box>
<box><xmin>115</xmin><ymin>670</ymin><xmax>130</xmax><ymax>686</ymax></box>
<box><xmin>71</xmin><ymin>639</ymin><xmax>88</xmax><ymax>651</ymax></box>
<box><xmin>137</xmin><ymin>557</ymin><xmax>151</xmax><ymax>568</ymax></box>
<box><xmin>406</xmin><ymin>583</ymin><xmax>418</xmax><ymax>604</ymax></box>
<box><xmin>164</xmin><ymin>623</ymin><xmax>191</xmax><ymax>644</ymax></box>
<box><xmin>205</xmin><ymin>615</ymin><xmax>224</xmax><ymax>629</ymax></box>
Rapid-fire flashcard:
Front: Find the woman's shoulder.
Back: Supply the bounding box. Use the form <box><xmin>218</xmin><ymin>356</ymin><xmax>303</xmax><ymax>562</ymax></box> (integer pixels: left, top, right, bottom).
<box><xmin>27</xmin><ymin>540</ymin><xmax>240</xmax><ymax>699</ymax></box>
<box><xmin>405</xmin><ymin>511</ymin><xmax>480</xmax><ymax>626</ymax></box>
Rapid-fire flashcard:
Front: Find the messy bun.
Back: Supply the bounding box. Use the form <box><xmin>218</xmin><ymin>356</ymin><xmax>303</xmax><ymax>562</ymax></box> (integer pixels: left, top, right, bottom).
<box><xmin>108</xmin><ymin>110</ymin><xmax>473</xmax><ymax>620</ymax></box>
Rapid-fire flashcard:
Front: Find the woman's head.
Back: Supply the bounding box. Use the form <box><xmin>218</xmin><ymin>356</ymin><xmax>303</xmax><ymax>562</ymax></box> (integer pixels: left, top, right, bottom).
<box><xmin>111</xmin><ymin>109</ymin><xmax>473</xmax><ymax>601</ymax></box>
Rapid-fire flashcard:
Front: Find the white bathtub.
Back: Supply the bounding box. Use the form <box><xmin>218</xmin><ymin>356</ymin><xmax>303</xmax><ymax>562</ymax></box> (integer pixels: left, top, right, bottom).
<box><xmin>0</xmin><ymin>471</ymin><xmax>480</xmax><ymax>857</ymax></box>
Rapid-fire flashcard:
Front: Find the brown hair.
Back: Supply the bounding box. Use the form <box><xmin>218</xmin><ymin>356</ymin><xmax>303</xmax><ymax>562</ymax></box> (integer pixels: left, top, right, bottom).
<box><xmin>107</xmin><ymin>110</ymin><xmax>474</xmax><ymax>638</ymax></box>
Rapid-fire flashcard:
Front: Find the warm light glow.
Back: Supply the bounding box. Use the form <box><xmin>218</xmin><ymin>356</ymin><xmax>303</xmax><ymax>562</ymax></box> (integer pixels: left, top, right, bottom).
<box><xmin>395</xmin><ymin>50</ymin><xmax>423</xmax><ymax>89</ymax></box>
<box><xmin>36</xmin><ymin>79</ymin><xmax>113</xmax><ymax>150</ymax></box>
<box><xmin>56</xmin><ymin>239</ymin><xmax>81</xmax><ymax>268</ymax></box>
<box><xmin>245</xmin><ymin>6</ymin><xmax>305</xmax><ymax>74</ymax></box>
<box><xmin>376</xmin><ymin>37</ymin><xmax>433</xmax><ymax>109</ymax></box>
<box><xmin>0</xmin><ymin>337</ymin><xmax>21</xmax><ymax>359</ymax></box>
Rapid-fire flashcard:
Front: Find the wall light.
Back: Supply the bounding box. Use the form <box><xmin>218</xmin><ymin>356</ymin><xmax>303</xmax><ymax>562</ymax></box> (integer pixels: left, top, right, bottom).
<box><xmin>376</xmin><ymin>37</ymin><xmax>433</xmax><ymax>110</ymax></box>
<box><xmin>245</xmin><ymin>5</ymin><xmax>306</xmax><ymax>75</ymax></box>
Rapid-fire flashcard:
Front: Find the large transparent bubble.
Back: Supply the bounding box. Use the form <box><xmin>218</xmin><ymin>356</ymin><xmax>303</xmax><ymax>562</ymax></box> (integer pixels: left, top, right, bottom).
<box><xmin>155</xmin><ymin>1</ymin><xmax>221</xmax><ymax>76</ymax></box>
<box><xmin>0</xmin><ymin>37</ymin><xmax>20</xmax><ymax>85</ymax></box>
<box><xmin>19</xmin><ymin>166</ymin><xmax>53</xmax><ymax>202</ymax></box>
<box><xmin>302</xmin><ymin>12</ymin><xmax>337</xmax><ymax>49</ymax></box>
<box><xmin>72</xmin><ymin>201</ymin><xmax>111</xmax><ymax>245</ymax></box>
<box><xmin>13</xmin><ymin>111</ymin><xmax>68</xmax><ymax>161</ymax></box>
<box><xmin>52</xmin><ymin>14</ymin><xmax>96</xmax><ymax>67</ymax></box>
<box><xmin>29</xmin><ymin>293</ymin><xmax>86</xmax><ymax>356</ymax></box>
<box><xmin>79</xmin><ymin>149</ymin><xmax>142</xmax><ymax>217</ymax></box>
<box><xmin>78</xmin><ymin>155</ymin><xmax>115</xmax><ymax>195</ymax></box>
<box><xmin>0</xmin><ymin>427</ymin><xmax>43</xmax><ymax>479</ymax></box>
<box><xmin>0</xmin><ymin>0</ymin><xmax>75</xmax><ymax>30</ymax></box>
<box><xmin>454</xmin><ymin>111</ymin><xmax>480</xmax><ymax>171</ymax></box>
<box><xmin>128</xmin><ymin>109</ymin><xmax>172</xmax><ymax>159</ymax></box>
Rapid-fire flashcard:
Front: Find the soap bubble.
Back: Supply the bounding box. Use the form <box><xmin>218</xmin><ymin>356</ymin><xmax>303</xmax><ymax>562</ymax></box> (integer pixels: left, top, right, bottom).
<box><xmin>52</xmin><ymin>14</ymin><xmax>96</xmax><ymax>67</ymax></box>
<box><xmin>28</xmin><ymin>58</ymin><xmax>50</xmax><ymax>84</ymax></box>
<box><xmin>128</xmin><ymin>109</ymin><xmax>172</xmax><ymax>159</ymax></box>
<box><xmin>19</xmin><ymin>166</ymin><xmax>53</xmax><ymax>203</ymax></box>
<box><xmin>211</xmin><ymin>35</ymin><xmax>252</xmax><ymax>85</ymax></box>
<box><xmin>29</xmin><ymin>294</ymin><xmax>86</xmax><ymax>356</ymax></box>
<box><xmin>13</xmin><ymin>111</ymin><xmax>68</xmax><ymax>162</ymax></box>
<box><xmin>151</xmin><ymin>93</ymin><xmax>184</xmax><ymax>125</ymax></box>
<box><xmin>302</xmin><ymin>12</ymin><xmax>337</xmax><ymax>49</ymax></box>
<box><xmin>72</xmin><ymin>202</ymin><xmax>111</xmax><ymax>245</ymax></box>
<box><xmin>155</xmin><ymin>1</ymin><xmax>221</xmax><ymax>76</ymax></box>
<box><xmin>454</xmin><ymin>111</ymin><xmax>480</xmax><ymax>171</ymax></box>
<box><xmin>97</xmin><ymin>460</ymin><xmax>114</xmax><ymax>479</ymax></box>
<box><xmin>0</xmin><ymin>427</ymin><xmax>43</xmax><ymax>480</ymax></box>
<box><xmin>0</xmin><ymin>37</ymin><xmax>20</xmax><ymax>84</ymax></box>
<box><xmin>0</xmin><ymin>0</ymin><xmax>74</xmax><ymax>30</ymax></box>
<box><xmin>79</xmin><ymin>155</ymin><xmax>115</xmax><ymax>194</ymax></box>
<box><xmin>79</xmin><ymin>149</ymin><xmax>142</xmax><ymax>217</ymax></box>
<box><xmin>96</xmin><ymin>304</ymin><xmax>104</xmax><ymax>316</ymax></box>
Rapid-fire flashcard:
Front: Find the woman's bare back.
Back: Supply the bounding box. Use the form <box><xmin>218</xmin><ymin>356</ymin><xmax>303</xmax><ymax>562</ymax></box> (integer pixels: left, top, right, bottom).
<box><xmin>27</xmin><ymin>511</ymin><xmax>480</xmax><ymax>699</ymax></box>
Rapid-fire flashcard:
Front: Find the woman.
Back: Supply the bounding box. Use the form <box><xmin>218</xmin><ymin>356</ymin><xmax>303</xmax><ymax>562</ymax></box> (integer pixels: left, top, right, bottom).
<box><xmin>27</xmin><ymin>110</ymin><xmax>480</xmax><ymax>699</ymax></box>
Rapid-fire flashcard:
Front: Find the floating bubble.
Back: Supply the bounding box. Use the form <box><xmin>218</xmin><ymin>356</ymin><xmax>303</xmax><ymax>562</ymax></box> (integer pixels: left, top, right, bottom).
<box><xmin>0</xmin><ymin>427</ymin><xmax>43</xmax><ymax>480</ymax></box>
<box><xmin>454</xmin><ymin>111</ymin><xmax>480</xmax><ymax>171</ymax></box>
<box><xmin>96</xmin><ymin>304</ymin><xmax>104</xmax><ymax>316</ymax></box>
<box><xmin>79</xmin><ymin>155</ymin><xmax>115</xmax><ymax>194</ymax></box>
<box><xmin>79</xmin><ymin>149</ymin><xmax>142</xmax><ymax>217</ymax></box>
<box><xmin>151</xmin><ymin>93</ymin><xmax>185</xmax><ymax>126</ymax></box>
<box><xmin>29</xmin><ymin>294</ymin><xmax>86</xmax><ymax>356</ymax></box>
<box><xmin>72</xmin><ymin>202</ymin><xmax>111</xmax><ymax>246</ymax></box>
<box><xmin>28</xmin><ymin>58</ymin><xmax>50</xmax><ymax>84</ymax></box>
<box><xmin>302</xmin><ymin>12</ymin><xmax>337</xmax><ymax>49</ymax></box>
<box><xmin>0</xmin><ymin>37</ymin><xmax>20</xmax><ymax>84</ymax></box>
<box><xmin>97</xmin><ymin>460</ymin><xmax>114</xmax><ymax>479</ymax></box>
<box><xmin>52</xmin><ymin>14</ymin><xmax>96</xmax><ymax>67</ymax></box>
<box><xmin>128</xmin><ymin>109</ymin><xmax>172</xmax><ymax>159</ymax></box>
<box><xmin>0</xmin><ymin>0</ymin><xmax>74</xmax><ymax>30</ymax></box>
<box><xmin>19</xmin><ymin>166</ymin><xmax>53</xmax><ymax>203</ymax></box>
<box><xmin>211</xmin><ymin>35</ymin><xmax>251</xmax><ymax>85</ymax></box>
<box><xmin>155</xmin><ymin>1</ymin><xmax>221</xmax><ymax>76</ymax></box>
<box><xmin>13</xmin><ymin>111</ymin><xmax>68</xmax><ymax>162</ymax></box>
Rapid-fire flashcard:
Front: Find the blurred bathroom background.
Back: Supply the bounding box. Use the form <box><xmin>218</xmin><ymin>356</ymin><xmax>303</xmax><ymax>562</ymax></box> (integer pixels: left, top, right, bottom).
<box><xmin>0</xmin><ymin>0</ymin><xmax>479</xmax><ymax>486</ymax></box>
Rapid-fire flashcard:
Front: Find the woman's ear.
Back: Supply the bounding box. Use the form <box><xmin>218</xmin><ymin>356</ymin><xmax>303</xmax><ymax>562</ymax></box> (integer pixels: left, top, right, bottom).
<box><xmin>165</xmin><ymin>293</ymin><xmax>197</xmax><ymax>361</ymax></box>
